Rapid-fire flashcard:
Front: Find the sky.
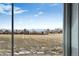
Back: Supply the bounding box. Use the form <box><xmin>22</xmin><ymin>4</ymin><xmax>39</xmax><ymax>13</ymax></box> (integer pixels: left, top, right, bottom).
<box><xmin>0</xmin><ymin>3</ymin><xmax>63</xmax><ymax>30</ymax></box>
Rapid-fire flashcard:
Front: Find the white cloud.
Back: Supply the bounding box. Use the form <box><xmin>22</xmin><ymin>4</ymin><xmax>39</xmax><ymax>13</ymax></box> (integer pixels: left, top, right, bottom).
<box><xmin>36</xmin><ymin>3</ymin><xmax>58</xmax><ymax>10</ymax></box>
<box><xmin>49</xmin><ymin>3</ymin><xmax>58</xmax><ymax>7</ymax></box>
<box><xmin>34</xmin><ymin>11</ymin><xmax>44</xmax><ymax>17</ymax></box>
<box><xmin>41</xmin><ymin>3</ymin><xmax>58</xmax><ymax>6</ymax></box>
<box><xmin>34</xmin><ymin>14</ymin><xmax>39</xmax><ymax>17</ymax></box>
<box><xmin>38</xmin><ymin>11</ymin><xmax>44</xmax><ymax>15</ymax></box>
<box><xmin>0</xmin><ymin>4</ymin><xmax>28</xmax><ymax>15</ymax></box>
<box><xmin>0</xmin><ymin>4</ymin><xmax>11</xmax><ymax>15</ymax></box>
<box><xmin>14</xmin><ymin>6</ymin><xmax>28</xmax><ymax>15</ymax></box>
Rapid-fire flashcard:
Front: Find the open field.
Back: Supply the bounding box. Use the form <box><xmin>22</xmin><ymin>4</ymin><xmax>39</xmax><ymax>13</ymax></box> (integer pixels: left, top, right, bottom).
<box><xmin>0</xmin><ymin>34</ymin><xmax>64</xmax><ymax>56</ymax></box>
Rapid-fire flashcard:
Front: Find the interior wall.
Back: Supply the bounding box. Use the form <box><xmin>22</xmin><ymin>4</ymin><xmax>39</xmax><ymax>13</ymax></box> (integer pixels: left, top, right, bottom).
<box><xmin>71</xmin><ymin>3</ymin><xmax>79</xmax><ymax>56</ymax></box>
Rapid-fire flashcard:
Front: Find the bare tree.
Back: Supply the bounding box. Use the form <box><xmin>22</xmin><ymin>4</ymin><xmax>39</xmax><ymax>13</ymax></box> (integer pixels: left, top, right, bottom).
<box><xmin>4</xmin><ymin>30</ymin><xmax>10</xmax><ymax>34</ymax></box>
<box><xmin>23</xmin><ymin>29</ymin><xmax>29</xmax><ymax>34</ymax></box>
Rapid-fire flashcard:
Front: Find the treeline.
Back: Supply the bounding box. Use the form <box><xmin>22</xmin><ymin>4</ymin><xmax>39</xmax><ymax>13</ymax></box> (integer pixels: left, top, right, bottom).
<box><xmin>0</xmin><ymin>29</ymin><xmax>63</xmax><ymax>35</ymax></box>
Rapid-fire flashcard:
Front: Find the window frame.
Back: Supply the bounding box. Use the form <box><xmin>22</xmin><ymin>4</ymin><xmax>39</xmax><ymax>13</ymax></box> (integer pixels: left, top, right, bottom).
<box><xmin>12</xmin><ymin>3</ymin><xmax>14</xmax><ymax>56</ymax></box>
<box><xmin>64</xmin><ymin>3</ymin><xmax>72</xmax><ymax>56</ymax></box>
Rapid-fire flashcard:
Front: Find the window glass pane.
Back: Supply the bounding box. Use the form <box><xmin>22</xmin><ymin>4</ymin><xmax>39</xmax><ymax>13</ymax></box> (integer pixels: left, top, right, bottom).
<box><xmin>0</xmin><ymin>3</ymin><xmax>12</xmax><ymax>56</ymax></box>
<box><xmin>14</xmin><ymin>3</ymin><xmax>64</xmax><ymax>56</ymax></box>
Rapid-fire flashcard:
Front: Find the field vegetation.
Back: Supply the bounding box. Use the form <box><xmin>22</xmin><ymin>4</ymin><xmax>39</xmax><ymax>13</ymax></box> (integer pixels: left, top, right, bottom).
<box><xmin>0</xmin><ymin>29</ymin><xmax>63</xmax><ymax>56</ymax></box>
<box><xmin>0</xmin><ymin>34</ymin><xmax>63</xmax><ymax>56</ymax></box>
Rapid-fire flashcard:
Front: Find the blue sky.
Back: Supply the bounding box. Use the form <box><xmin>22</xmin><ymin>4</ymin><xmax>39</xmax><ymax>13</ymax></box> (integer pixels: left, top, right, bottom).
<box><xmin>0</xmin><ymin>3</ymin><xmax>63</xmax><ymax>30</ymax></box>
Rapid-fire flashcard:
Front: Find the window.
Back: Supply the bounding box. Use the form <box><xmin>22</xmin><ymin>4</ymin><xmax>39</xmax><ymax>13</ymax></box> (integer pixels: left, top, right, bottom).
<box><xmin>0</xmin><ymin>3</ymin><xmax>64</xmax><ymax>56</ymax></box>
<box><xmin>14</xmin><ymin>3</ymin><xmax>64</xmax><ymax>56</ymax></box>
<box><xmin>0</xmin><ymin>3</ymin><xmax>12</xmax><ymax>55</ymax></box>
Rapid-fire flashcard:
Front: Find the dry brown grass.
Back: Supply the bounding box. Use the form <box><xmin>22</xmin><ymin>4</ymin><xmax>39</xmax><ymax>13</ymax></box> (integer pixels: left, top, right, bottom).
<box><xmin>14</xmin><ymin>34</ymin><xmax>63</xmax><ymax>48</ymax></box>
<box><xmin>0</xmin><ymin>33</ymin><xmax>64</xmax><ymax>56</ymax></box>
